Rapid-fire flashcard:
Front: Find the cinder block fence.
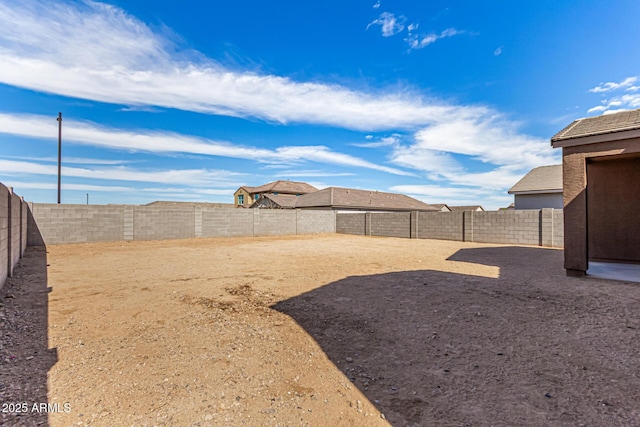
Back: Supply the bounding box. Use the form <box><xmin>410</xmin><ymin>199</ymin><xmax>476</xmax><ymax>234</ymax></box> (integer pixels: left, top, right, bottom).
<box><xmin>27</xmin><ymin>203</ymin><xmax>337</xmax><ymax>245</ymax></box>
<box><xmin>25</xmin><ymin>202</ymin><xmax>563</xmax><ymax>248</ymax></box>
<box><xmin>1</xmin><ymin>183</ymin><xmax>29</xmax><ymax>288</ymax></box>
<box><xmin>336</xmin><ymin>209</ymin><xmax>564</xmax><ymax>247</ymax></box>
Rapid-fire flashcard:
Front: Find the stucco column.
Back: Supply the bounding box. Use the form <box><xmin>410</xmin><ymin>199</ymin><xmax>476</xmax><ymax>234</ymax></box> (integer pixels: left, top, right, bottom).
<box><xmin>562</xmin><ymin>148</ymin><xmax>588</xmax><ymax>276</ymax></box>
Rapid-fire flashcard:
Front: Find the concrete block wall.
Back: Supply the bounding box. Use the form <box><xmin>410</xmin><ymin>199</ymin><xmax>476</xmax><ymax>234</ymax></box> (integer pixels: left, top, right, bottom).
<box><xmin>254</xmin><ymin>210</ymin><xmax>297</xmax><ymax>236</ymax></box>
<box><xmin>553</xmin><ymin>209</ymin><xmax>564</xmax><ymax>248</ymax></box>
<box><xmin>28</xmin><ymin>204</ymin><xmax>338</xmax><ymax>244</ymax></box>
<box><xmin>1</xmin><ymin>184</ymin><xmax>29</xmax><ymax>288</ymax></box>
<box><xmin>296</xmin><ymin>210</ymin><xmax>336</xmax><ymax>235</ymax></box>
<box><xmin>370</xmin><ymin>212</ymin><xmax>411</xmax><ymax>238</ymax></box>
<box><xmin>336</xmin><ymin>213</ymin><xmax>366</xmax><ymax>235</ymax></box>
<box><xmin>26</xmin><ymin>202</ymin><xmax>561</xmax><ymax>248</ymax></box>
<box><xmin>134</xmin><ymin>206</ymin><xmax>195</xmax><ymax>241</ymax></box>
<box><xmin>201</xmin><ymin>208</ymin><xmax>253</xmax><ymax>237</ymax></box>
<box><xmin>470</xmin><ymin>210</ymin><xmax>541</xmax><ymax>245</ymax></box>
<box><xmin>21</xmin><ymin>201</ymin><xmax>27</xmax><ymax>256</ymax></box>
<box><xmin>337</xmin><ymin>209</ymin><xmax>564</xmax><ymax>248</ymax></box>
<box><xmin>418</xmin><ymin>211</ymin><xmax>464</xmax><ymax>241</ymax></box>
<box><xmin>10</xmin><ymin>192</ymin><xmax>21</xmax><ymax>269</ymax></box>
<box><xmin>0</xmin><ymin>184</ymin><xmax>9</xmax><ymax>287</ymax></box>
<box><xmin>29</xmin><ymin>204</ymin><xmax>125</xmax><ymax>244</ymax></box>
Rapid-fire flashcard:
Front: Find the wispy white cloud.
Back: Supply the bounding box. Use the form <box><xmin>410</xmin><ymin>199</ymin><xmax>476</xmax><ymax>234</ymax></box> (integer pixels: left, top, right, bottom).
<box><xmin>367</xmin><ymin>6</ymin><xmax>462</xmax><ymax>51</ymax></box>
<box><xmin>444</xmin><ymin>166</ymin><xmax>528</xmax><ymax>190</ymax></box>
<box><xmin>0</xmin><ymin>0</ymin><xmax>467</xmax><ymax>132</ymax></box>
<box><xmin>3</xmin><ymin>181</ymin><xmax>237</xmax><ymax>202</ymax></box>
<box><xmin>589</xmin><ymin>77</ymin><xmax>638</xmax><ymax>93</ymax></box>
<box><xmin>390</xmin><ymin>184</ymin><xmax>492</xmax><ymax>199</ymax></box>
<box><xmin>373</xmin><ymin>1</ymin><xmax>381</xmax><ymax>9</ymax></box>
<box><xmin>367</xmin><ymin>12</ymin><xmax>406</xmax><ymax>37</ymax></box>
<box><xmin>391</xmin><ymin>148</ymin><xmax>462</xmax><ymax>180</ymax></box>
<box><xmin>5</xmin><ymin>181</ymin><xmax>134</xmax><ymax>192</ymax></box>
<box><xmin>140</xmin><ymin>187</ymin><xmax>235</xmax><ymax>196</ymax></box>
<box><xmin>0</xmin><ymin>0</ymin><xmax>558</xmax><ymax>206</ymax></box>
<box><xmin>2</xmin><ymin>155</ymin><xmax>134</xmax><ymax>165</ymax></box>
<box><xmin>389</xmin><ymin>115</ymin><xmax>559</xmax><ymax>189</ymax></box>
<box><xmin>587</xmin><ymin>76</ymin><xmax>640</xmax><ymax>114</ymax></box>
<box><xmin>0</xmin><ymin>159</ymin><xmax>243</xmax><ymax>186</ymax></box>
<box><xmin>389</xmin><ymin>184</ymin><xmax>512</xmax><ymax>208</ymax></box>
<box><xmin>405</xmin><ymin>28</ymin><xmax>461</xmax><ymax>50</ymax></box>
<box><xmin>271</xmin><ymin>145</ymin><xmax>414</xmax><ymax>176</ymax></box>
<box><xmin>0</xmin><ymin>113</ymin><xmax>412</xmax><ymax>176</ymax></box>
<box><xmin>265</xmin><ymin>170</ymin><xmax>355</xmax><ymax>178</ymax></box>
<box><xmin>404</xmin><ymin>116</ymin><xmax>556</xmax><ymax>169</ymax></box>
<box><xmin>351</xmin><ymin>134</ymin><xmax>401</xmax><ymax>148</ymax></box>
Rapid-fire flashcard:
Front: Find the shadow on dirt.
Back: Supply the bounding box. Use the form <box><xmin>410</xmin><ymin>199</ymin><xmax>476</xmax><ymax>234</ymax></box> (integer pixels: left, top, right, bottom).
<box><xmin>273</xmin><ymin>245</ymin><xmax>640</xmax><ymax>426</ymax></box>
<box><xmin>1</xmin><ymin>246</ymin><xmax>58</xmax><ymax>426</ymax></box>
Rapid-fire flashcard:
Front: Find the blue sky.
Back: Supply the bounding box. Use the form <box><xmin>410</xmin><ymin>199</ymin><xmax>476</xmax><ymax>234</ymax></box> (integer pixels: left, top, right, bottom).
<box><xmin>1</xmin><ymin>1</ymin><xmax>640</xmax><ymax>209</ymax></box>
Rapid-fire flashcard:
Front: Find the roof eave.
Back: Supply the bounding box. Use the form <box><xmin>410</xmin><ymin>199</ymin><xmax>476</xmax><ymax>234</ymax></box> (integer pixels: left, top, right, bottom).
<box><xmin>508</xmin><ymin>189</ymin><xmax>563</xmax><ymax>195</ymax></box>
<box><xmin>551</xmin><ymin>127</ymin><xmax>640</xmax><ymax>148</ymax></box>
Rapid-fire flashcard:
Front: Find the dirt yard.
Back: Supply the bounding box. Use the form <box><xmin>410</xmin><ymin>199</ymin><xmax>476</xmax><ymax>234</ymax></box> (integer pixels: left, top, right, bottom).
<box><xmin>1</xmin><ymin>234</ymin><xmax>640</xmax><ymax>426</ymax></box>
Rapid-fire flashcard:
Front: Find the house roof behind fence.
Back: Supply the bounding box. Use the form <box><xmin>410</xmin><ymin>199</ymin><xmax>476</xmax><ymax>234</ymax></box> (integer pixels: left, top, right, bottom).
<box><xmin>262</xmin><ymin>193</ymin><xmax>299</xmax><ymax>208</ymax></box>
<box><xmin>448</xmin><ymin>205</ymin><xmax>485</xmax><ymax>212</ymax></box>
<box><xmin>294</xmin><ymin>187</ymin><xmax>438</xmax><ymax>211</ymax></box>
<box><xmin>241</xmin><ymin>180</ymin><xmax>318</xmax><ymax>195</ymax></box>
<box><xmin>508</xmin><ymin>165</ymin><xmax>562</xmax><ymax>194</ymax></box>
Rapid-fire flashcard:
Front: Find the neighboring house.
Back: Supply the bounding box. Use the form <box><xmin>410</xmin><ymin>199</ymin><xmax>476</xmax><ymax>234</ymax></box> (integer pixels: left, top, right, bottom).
<box><xmin>508</xmin><ymin>165</ymin><xmax>563</xmax><ymax>209</ymax></box>
<box><xmin>254</xmin><ymin>186</ymin><xmax>438</xmax><ymax>212</ymax></box>
<box><xmin>431</xmin><ymin>204</ymin><xmax>452</xmax><ymax>212</ymax></box>
<box><xmin>234</xmin><ymin>180</ymin><xmax>318</xmax><ymax>207</ymax></box>
<box><xmin>449</xmin><ymin>205</ymin><xmax>485</xmax><ymax>212</ymax></box>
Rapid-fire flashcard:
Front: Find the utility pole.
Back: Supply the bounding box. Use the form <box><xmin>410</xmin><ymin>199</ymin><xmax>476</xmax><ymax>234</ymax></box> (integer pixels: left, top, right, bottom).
<box><xmin>86</xmin><ymin>193</ymin><xmax>89</xmax><ymax>205</ymax></box>
<box><xmin>57</xmin><ymin>112</ymin><xmax>62</xmax><ymax>204</ymax></box>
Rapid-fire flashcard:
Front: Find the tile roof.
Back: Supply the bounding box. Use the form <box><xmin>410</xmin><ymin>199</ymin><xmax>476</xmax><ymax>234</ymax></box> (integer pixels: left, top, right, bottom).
<box><xmin>294</xmin><ymin>187</ymin><xmax>439</xmax><ymax>211</ymax></box>
<box><xmin>551</xmin><ymin>108</ymin><xmax>640</xmax><ymax>142</ymax></box>
<box><xmin>448</xmin><ymin>205</ymin><xmax>485</xmax><ymax>212</ymax></box>
<box><xmin>430</xmin><ymin>203</ymin><xmax>452</xmax><ymax>212</ymax></box>
<box><xmin>241</xmin><ymin>180</ymin><xmax>318</xmax><ymax>195</ymax></box>
<box><xmin>256</xmin><ymin>193</ymin><xmax>299</xmax><ymax>208</ymax></box>
<box><xmin>508</xmin><ymin>165</ymin><xmax>562</xmax><ymax>194</ymax></box>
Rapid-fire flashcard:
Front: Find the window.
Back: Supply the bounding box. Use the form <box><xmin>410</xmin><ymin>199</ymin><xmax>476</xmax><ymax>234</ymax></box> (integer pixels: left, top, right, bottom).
<box><xmin>255</xmin><ymin>194</ymin><xmax>260</xmax><ymax>201</ymax></box>
<box><xmin>273</xmin><ymin>192</ymin><xmax>279</xmax><ymax>195</ymax></box>
<box><xmin>238</xmin><ymin>195</ymin><xmax>244</xmax><ymax>205</ymax></box>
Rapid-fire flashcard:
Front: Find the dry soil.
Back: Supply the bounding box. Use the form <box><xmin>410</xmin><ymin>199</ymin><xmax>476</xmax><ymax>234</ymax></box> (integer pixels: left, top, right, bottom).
<box><xmin>1</xmin><ymin>234</ymin><xmax>640</xmax><ymax>426</ymax></box>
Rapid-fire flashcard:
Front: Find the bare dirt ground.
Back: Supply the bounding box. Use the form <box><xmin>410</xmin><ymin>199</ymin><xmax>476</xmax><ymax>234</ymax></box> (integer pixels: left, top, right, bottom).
<box><xmin>1</xmin><ymin>234</ymin><xmax>640</xmax><ymax>426</ymax></box>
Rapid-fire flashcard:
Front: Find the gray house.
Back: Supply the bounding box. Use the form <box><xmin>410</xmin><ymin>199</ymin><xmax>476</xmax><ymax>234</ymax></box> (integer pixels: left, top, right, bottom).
<box><xmin>508</xmin><ymin>165</ymin><xmax>563</xmax><ymax>209</ymax></box>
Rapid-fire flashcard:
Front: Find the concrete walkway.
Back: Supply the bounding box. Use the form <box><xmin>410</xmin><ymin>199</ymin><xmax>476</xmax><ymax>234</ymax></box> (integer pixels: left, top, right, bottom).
<box><xmin>587</xmin><ymin>261</ymin><xmax>640</xmax><ymax>283</ymax></box>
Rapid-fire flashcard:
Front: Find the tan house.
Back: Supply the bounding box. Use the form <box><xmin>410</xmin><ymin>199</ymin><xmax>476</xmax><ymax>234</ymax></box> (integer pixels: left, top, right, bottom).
<box><xmin>234</xmin><ymin>180</ymin><xmax>318</xmax><ymax>207</ymax></box>
<box><xmin>551</xmin><ymin>108</ymin><xmax>640</xmax><ymax>277</ymax></box>
<box><xmin>253</xmin><ymin>186</ymin><xmax>439</xmax><ymax>212</ymax></box>
<box><xmin>508</xmin><ymin>165</ymin><xmax>563</xmax><ymax>209</ymax></box>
